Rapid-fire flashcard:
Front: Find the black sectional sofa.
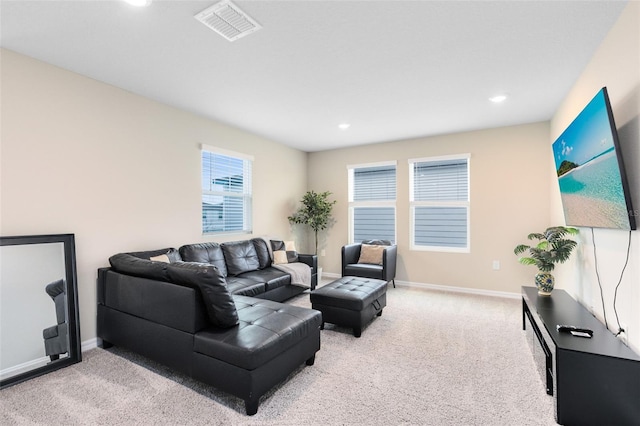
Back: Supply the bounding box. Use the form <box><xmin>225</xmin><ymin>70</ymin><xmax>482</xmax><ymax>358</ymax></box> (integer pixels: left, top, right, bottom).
<box><xmin>178</xmin><ymin>238</ymin><xmax>318</xmax><ymax>298</ymax></box>
<box><xmin>97</xmin><ymin>238</ymin><xmax>321</xmax><ymax>415</ymax></box>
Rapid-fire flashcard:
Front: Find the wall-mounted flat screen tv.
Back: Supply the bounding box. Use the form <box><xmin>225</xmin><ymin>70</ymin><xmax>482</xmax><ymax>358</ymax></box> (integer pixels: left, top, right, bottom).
<box><xmin>552</xmin><ymin>87</ymin><xmax>636</xmax><ymax>230</ymax></box>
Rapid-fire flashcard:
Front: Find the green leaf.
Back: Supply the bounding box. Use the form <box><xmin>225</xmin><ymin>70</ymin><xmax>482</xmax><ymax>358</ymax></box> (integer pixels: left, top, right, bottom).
<box><xmin>288</xmin><ymin>190</ymin><xmax>336</xmax><ymax>254</ymax></box>
<box><xmin>536</xmin><ymin>241</ymin><xmax>549</xmax><ymax>250</ymax></box>
<box><xmin>514</xmin><ymin>226</ymin><xmax>578</xmax><ymax>271</ymax></box>
<box><xmin>527</xmin><ymin>232</ymin><xmax>545</xmax><ymax>241</ymax></box>
<box><xmin>518</xmin><ymin>257</ymin><xmax>537</xmax><ymax>266</ymax></box>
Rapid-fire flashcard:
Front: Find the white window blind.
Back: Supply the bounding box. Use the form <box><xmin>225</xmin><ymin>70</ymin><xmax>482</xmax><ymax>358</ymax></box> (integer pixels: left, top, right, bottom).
<box><xmin>353</xmin><ymin>165</ymin><xmax>396</xmax><ymax>201</ymax></box>
<box><xmin>410</xmin><ymin>155</ymin><xmax>469</xmax><ymax>251</ymax></box>
<box><xmin>201</xmin><ymin>146</ymin><xmax>252</xmax><ymax>234</ymax></box>
<box><xmin>348</xmin><ymin>163</ymin><xmax>396</xmax><ymax>243</ymax></box>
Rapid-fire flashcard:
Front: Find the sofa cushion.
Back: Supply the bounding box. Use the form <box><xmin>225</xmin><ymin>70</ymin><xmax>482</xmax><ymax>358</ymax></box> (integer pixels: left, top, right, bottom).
<box><xmin>193</xmin><ymin>295</ymin><xmax>322</xmax><ymax>370</ymax></box>
<box><xmin>109</xmin><ymin>251</ymin><xmax>174</xmax><ymax>282</ymax></box>
<box><xmin>131</xmin><ymin>248</ymin><xmax>182</xmax><ymax>262</ymax></box>
<box><xmin>221</xmin><ymin>240</ymin><xmax>260</xmax><ymax>276</ymax></box>
<box><xmin>270</xmin><ymin>239</ymin><xmax>299</xmax><ymax>263</ymax></box>
<box><xmin>166</xmin><ymin>262</ymin><xmax>238</xmax><ymax>328</ymax></box>
<box><xmin>149</xmin><ymin>254</ymin><xmax>170</xmax><ymax>263</ymax></box>
<box><xmin>241</xmin><ymin>268</ymin><xmax>290</xmax><ymax>292</ymax></box>
<box><xmin>343</xmin><ymin>263</ymin><xmax>384</xmax><ymax>280</ymax></box>
<box><xmin>226</xmin><ymin>276</ymin><xmax>266</xmax><ymax>297</ymax></box>
<box><xmin>273</xmin><ymin>250</ymin><xmax>288</xmax><ymax>264</ymax></box>
<box><xmin>251</xmin><ymin>238</ymin><xmax>271</xmax><ymax>269</ymax></box>
<box><xmin>179</xmin><ymin>243</ymin><xmax>228</xmax><ymax>277</ymax></box>
<box><xmin>358</xmin><ymin>244</ymin><xmax>384</xmax><ymax>265</ymax></box>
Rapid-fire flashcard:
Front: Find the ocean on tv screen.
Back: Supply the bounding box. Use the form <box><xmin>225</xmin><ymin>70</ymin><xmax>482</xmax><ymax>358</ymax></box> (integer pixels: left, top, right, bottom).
<box><xmin>558</xmin><ymin>150</ymin><xmax>630</xmax><ymax>229</ymax></box>
<box><xmin>552</xmin><ymin>87</ymin><xmax>634</xmax><ymax>230</ymax></box>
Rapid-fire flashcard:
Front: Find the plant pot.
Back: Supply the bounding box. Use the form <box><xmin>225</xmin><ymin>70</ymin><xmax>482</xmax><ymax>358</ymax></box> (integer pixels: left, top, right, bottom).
<box><xmin>535</xmin><ymin>272</ymin><xmax>555</xmax><ymax>296</ymax></box>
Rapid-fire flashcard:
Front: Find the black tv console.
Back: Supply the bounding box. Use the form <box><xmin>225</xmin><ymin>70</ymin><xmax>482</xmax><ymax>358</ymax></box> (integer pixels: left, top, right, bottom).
<box><xmin>522</xmin><ymin>286</ymin><xmax>640</xmax><ymax>425</ymax></box>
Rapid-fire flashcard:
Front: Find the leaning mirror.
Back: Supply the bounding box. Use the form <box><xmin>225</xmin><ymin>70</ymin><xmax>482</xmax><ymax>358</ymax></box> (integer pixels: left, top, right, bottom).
<box><xmin>0</xmin><ymin>233</ymin><xmax>81</xmax><ymax>389</ymax></box>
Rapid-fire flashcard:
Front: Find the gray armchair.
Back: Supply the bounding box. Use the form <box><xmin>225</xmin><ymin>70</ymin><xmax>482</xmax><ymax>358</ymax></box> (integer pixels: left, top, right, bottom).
<box><xmin>341</xmin><ymin>240</ymin><xmax>397</xmax><ymax>288</ymax></box>
<box><xmin>43</xmin><ymin>279</ymin><xmax>68</xmax><ymax>361</ymax></box>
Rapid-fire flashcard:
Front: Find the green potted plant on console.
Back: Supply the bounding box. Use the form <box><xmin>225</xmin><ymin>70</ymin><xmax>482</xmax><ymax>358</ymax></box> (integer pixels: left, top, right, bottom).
<box><xmin>514</xmin><ymin>226</ymin><xmax>579</xmax><ymax>295</ymax></box>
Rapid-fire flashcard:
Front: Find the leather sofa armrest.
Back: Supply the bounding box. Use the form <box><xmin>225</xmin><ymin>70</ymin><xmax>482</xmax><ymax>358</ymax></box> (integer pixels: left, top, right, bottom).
<box><xmin>297</xmin><ymin>254</ymin><xmax>317</xmax><ymax>274</ymax></box>
<box><xmin>298</xmin><ymin>254</ymin><xmax>318</xmax><ymax>290</ymax></box>
<box><xmin>382</xmin><ymin>245</ymin><xmax>397</xmax><ymax>282</ymax></box>
<box><xmin>97</xmin><ymin>267</ymin><xmax>109</xmax><ymax>306</ymax></box>
<box><xmin>341</xmin><ymin>244</ymin><xmax>362</xmax><ymax>275</ymax></box>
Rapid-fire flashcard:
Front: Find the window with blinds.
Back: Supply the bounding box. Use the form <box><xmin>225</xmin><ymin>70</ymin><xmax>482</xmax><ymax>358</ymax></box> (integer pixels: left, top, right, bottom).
<box><xmin>201</xmin><ymin>145</ymin><xmax>253</xmax><ymax>234</ymax></box>
<box><xmin>348</xmin><ymin>162</ymin><xmax>396</xmax><ymax>243</ymax></box>
<box><xmin>409</xmin><ymin>155</ymin><xmax>469</xmax><ymax>252</ymax></box>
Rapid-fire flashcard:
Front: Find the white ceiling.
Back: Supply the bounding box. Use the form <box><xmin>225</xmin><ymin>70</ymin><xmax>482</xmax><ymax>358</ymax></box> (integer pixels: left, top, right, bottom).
<box><xmin>0</xmin><ymin>0</ymin><xmax>628</xmax><ymax>152</ymax></box>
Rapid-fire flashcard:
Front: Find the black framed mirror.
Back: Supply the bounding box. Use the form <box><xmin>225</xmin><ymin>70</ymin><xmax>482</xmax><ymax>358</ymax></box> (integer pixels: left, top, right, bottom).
<box><xmin>0</xmin><ymin>233</ymin><xmax>81</xmax><ymax>389</ymax></box>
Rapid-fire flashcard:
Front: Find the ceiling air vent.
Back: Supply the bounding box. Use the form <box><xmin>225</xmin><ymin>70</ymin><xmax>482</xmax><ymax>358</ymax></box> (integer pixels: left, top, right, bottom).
<box><xmin>195</xmin><ymin>0</ymin><xmax>262</xmax><ymax>42</ymax></box>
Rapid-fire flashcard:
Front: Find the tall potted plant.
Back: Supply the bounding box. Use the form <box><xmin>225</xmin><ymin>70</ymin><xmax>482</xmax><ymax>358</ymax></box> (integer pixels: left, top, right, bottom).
<box><xmin>288</xmin><ymin>190</ymin><xmax>336</xmax><ymax>255</ymax></box>
<box><xmin>514</xmin><ymin>226</ymin><xmax>578</xmax><ymax>295</ymax></box>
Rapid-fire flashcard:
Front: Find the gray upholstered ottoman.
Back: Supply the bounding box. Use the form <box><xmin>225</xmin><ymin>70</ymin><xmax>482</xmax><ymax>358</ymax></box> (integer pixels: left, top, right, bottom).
<box><xmin>310</xmin><ymin>276</ymin><xmax>387</xmax><ymax>337</ymax></box>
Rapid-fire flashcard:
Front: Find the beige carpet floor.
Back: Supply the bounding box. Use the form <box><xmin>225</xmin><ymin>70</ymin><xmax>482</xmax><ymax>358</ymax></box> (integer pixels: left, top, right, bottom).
<box><xmin>0</xmin><ymin>286</ymin><xmax>557</xmax><ymax>425</ymax></box>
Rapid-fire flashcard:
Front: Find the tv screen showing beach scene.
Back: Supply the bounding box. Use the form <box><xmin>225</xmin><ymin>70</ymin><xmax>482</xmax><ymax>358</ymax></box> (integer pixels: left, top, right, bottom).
<box><xmin>552</xmin><ymin>87</ymin><xmax>636</xmax><ymax>230</ymax></box>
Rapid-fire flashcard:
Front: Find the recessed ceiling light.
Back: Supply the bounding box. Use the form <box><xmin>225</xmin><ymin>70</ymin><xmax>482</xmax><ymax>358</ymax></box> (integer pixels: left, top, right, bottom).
<box><xmin>489</xmin><ymin>94</ymin><xmax>508</xmax><ymax>103</ymax></box>
<box><xmin>123</xmin><ymin>0</ymin><xmax>152</xmax><ymax>7</ymax></box>
<box><xmin>338</xmin><ymin>123</ymin><xmax>351</xmax><ymax>130</ymax></box>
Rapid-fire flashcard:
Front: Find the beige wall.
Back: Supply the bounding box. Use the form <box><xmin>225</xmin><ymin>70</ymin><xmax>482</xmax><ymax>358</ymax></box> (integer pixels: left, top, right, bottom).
<box><xmin>0</xmin><ymin>49</ymin><xmax>309</xmax><ymax>344</ymax></box>
<box><xmin>3</xmin><ymin>2</ymin><xmax>637</xmax><ymax>351</ymax></box>
<box><xmin>308</xmin><ymin>122</ymin><xmax>551</xmax><ymax>294</ymax></box>
<box><xmin>550</xmin><ymin>2</ymin><xmax>640</xmax><ymax>352</ymax></box>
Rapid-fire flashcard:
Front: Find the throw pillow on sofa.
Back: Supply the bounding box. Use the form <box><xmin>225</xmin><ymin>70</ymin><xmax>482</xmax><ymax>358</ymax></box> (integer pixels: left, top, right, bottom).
<box><xmin>167</xmin><ymin>262</ymin><xmax>238</xmax><ymax>328</ymax></box>
<box><xmin>273</xmin><ymin>250</ymin><xmax>289</xmax><ymax>265</ymax></box>
<box><xmin>270</xmin><ymin>240</ymin><xmax>299</xmax><ymax>264</ymax></box>
<box><xmin>149</xmin><ymin>254</ymin><xmax>170</xmax><ymax>263</ymax></box>
<box><xmin>357</xmin><ymin>244</ymin><xmax>385</xmax><ymax>265</ymax></box>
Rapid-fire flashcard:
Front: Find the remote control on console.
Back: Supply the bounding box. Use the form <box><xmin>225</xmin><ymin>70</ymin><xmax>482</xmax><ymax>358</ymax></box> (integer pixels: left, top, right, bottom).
<box><xmin>556</xmin><ymin>324</ymin><xmax>593</xmax><ymax>337</ymax></box>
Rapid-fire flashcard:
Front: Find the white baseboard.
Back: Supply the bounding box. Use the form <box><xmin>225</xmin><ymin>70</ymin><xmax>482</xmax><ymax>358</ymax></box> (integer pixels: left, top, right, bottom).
<box><xmin>82</xmin><ymin>338</ymin><xmax>99</xmax><ymax>352</ymax></box>
<box><xmin>1</xmin><ymin>339</ymin><xmax>101</xmax><ymax>379</ymax></box>
<box><xmin>321</xmin><ymin>272</ymin><xmax>340</xmax><ymax>279</ymax></box>
<box><xmin>0</xmin><ymin>356</ymin><xmax>49</xmax><ymax>381</ymax></box>
<box><xmin>394</xmin><ymin>280</ymin><xmax>521</xmax><ymax>299</ymax></box>
<box><xmin>321</xmin><ymin>272</ymin><xmax>520</xmax><ymax>299</ymax></box>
